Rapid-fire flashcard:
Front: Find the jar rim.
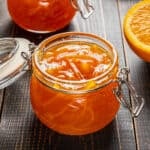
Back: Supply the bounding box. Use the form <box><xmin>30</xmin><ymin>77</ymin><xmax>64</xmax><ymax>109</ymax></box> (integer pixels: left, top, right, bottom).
<box><xmin>32</xmin><ymin>32</ymin><xmax>118</xmax><ymax>93</ymax></box>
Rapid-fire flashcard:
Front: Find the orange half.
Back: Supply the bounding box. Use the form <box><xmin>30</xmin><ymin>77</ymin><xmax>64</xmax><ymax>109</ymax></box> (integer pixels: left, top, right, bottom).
<box><xmin>123</xmin><ymin>0</ymin><xmax>150</xmax><ymax>62</ymax></box>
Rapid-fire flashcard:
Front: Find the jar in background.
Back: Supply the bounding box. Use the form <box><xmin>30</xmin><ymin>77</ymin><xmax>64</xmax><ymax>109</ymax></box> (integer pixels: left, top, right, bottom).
<box><xmin>7</xmin><ymin>0</ymin><xmax>94</xmax><ymax>33</ymax></box>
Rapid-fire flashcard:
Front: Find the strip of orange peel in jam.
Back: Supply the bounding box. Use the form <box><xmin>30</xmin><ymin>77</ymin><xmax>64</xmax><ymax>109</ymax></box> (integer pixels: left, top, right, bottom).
<box><xmin>30</xmin><ymin>41</ymin><xmax>120</xmax><ymax>135</ymax></box>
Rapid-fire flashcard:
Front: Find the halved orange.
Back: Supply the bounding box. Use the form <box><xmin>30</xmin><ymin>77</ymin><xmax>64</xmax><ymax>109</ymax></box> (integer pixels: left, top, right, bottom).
<box><xmin>123</xmin><ymin>0</ymin><xmax>150</xmax><ymax>62</ymax></box>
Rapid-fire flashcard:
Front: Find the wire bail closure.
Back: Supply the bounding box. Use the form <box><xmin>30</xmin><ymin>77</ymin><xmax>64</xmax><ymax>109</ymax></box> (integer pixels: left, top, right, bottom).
<box><xmin>113</xmin><ymin>68</ymin><xmax>145</xmax><ymax>117</ymax></box>
<box><xmin>21</xmin><ymin>42</ymin><xmax>36</xmax><ymax>71</ymax></box>
<box><xmin>71</xmin><ymin>0</ymin><xmax>94</xmax><ymax>19</ymax></box>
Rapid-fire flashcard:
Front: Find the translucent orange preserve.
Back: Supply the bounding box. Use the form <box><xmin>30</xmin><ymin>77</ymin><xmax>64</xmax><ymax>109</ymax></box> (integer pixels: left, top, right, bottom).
<box><xmin>30</xmin><ymin>32</ymin><xmax>120</xmax><ymax>135</ymax></box>
<box><xmin>7</xmin><ymin>0</ymin><xmax>76</xmax><ymax>33</ymax></box>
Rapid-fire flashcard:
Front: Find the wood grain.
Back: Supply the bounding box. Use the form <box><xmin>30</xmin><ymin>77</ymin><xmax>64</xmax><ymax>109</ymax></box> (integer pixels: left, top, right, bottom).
<box><xmin>118</xmin><ymin>0</ymin><xmax>150</xmax><ymax>149</ymax></box>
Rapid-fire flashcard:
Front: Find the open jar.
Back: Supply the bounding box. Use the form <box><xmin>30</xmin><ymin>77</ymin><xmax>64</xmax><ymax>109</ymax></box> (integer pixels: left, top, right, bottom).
<box><xmin>7</xmin><ymin>0</ymin><xmax>94</xmax><ymax>33</ymax></box>
<box><xmin>0</xmin><ymin>32</ymin><xmax>144</xmax><ymax>135</ymax></box>
<box><xmin>30</xmin><ymin>32</ymin><xmax>144</xmax><ymax>135</ymax></box>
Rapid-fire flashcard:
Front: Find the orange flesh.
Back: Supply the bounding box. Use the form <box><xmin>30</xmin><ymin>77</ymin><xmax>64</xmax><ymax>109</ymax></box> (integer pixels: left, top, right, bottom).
<box><xmin>129</xmin><ymin>4</ymin><xmax>150</xmax><ymax>46</ymax></box>
<box><xmin>7</xmin><ymin>0</ymin><xmax>76</xmax><ymax>32</ymax></box>
<box><xmin>123</xmin><ymin>1</ymin><xmax>150</xmax><ymax>62</ymax></box>
<box><xmin>30</xmin><ymin>41</ymin><xmax>120</xmax><ymax>135</ymax></box>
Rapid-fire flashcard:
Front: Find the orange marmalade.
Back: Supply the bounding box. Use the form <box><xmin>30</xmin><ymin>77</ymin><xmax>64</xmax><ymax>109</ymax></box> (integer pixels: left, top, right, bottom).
<box><xmin>30</xmin><ymin>32</ymin><xmax>120</xmax><ymax>135</ymax></box>
<box><xmin>7</xmin><ymin>0</ymin><xmax>76</xmax><ymax>33</ymax></box>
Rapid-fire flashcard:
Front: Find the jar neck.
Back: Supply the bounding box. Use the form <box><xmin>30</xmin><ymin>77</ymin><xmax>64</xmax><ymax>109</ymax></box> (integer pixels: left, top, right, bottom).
<box><xmin>32</xmin><ymin>32</ymin><xmax>118</xmax><ymax>94</ymax></box>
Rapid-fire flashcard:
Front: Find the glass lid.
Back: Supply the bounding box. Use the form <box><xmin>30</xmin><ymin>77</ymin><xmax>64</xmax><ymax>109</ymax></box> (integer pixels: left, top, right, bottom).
<box><xmin>0</xmin><ymin>38</ymin><xmax>31</xmax><ymax>89</ymax></box>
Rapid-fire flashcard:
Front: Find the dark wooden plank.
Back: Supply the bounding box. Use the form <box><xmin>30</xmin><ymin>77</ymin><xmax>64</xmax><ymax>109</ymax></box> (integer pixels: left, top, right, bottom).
<box><xmin>102</xmin><ymin>0</ymin><xmax>137</xmax><ymax>149</ymax></box>
<box><xmin>118</xmin><ymin>0</ymin><xmax>150</xmax><ymax>150</ymax></box>
<box><xmin>0</xmin><ymin>90</ymin><xmax>4</xmax><ymax>116</ymax></box>
<box><xmin>0</xmin><ymin>0</ymin><xmax>15</xmax><ymax>121</ymax></box>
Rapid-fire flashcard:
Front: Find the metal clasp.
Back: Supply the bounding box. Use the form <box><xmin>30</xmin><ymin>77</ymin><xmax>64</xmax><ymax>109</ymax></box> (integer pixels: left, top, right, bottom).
<box><xmin>21</xmin><ymin>42</ymin><xmax>36</xmax><ymax>71</ymax></box>
<box><xmin>71</xmin><ymin>0</ymin><xmax>94</xmax><ymax>19</ymax></box>
<box><xmin>113</xmin><ymin>68</ymin><xmax>144</xmax><ymax>117</ymax></box>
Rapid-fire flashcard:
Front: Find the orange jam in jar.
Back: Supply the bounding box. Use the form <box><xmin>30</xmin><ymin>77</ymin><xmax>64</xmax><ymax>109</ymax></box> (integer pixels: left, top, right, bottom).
<box><xmin>30</xmin><ymin>32</ymin><xmax>119</xmax><ymax>135</ymax></box>
<box><xmin>7</xmin><ymin>0</ymin><xmax>76</xmax><ymax>33</ymax></box>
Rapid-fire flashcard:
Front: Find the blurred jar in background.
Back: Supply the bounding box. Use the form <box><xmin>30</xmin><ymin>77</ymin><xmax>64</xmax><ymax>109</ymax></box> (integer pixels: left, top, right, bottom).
<box><xmin>7</xmin><ymin>0</ymin><xmax>94</xmax><ymax>33</ymax></box>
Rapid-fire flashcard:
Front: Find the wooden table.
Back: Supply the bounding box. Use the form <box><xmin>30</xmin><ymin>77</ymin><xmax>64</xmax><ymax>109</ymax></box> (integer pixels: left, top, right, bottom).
<box><xmin>0</xmin><ymin>0</ymin><xmax>149</xmax><ymax>149</ymax></box>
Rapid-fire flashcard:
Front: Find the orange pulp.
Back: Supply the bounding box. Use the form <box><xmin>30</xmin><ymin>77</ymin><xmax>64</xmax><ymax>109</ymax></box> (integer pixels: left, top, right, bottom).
<box><xmin>123</xmin><ymin>0</ymin><xmax>150</xmax><ymax>62</ymax></box>
<box><xmin>30</xmin><ymin>40</ymin><xmax>120</xmax><ymax>135</ymax></box>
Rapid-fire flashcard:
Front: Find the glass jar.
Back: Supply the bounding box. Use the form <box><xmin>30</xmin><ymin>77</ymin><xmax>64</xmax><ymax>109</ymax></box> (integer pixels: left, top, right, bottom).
<box><xmin>7</xmin><ymin>0</ymin><xmax>94</xmax><ymax>33</ymax></box>
<box><xmin>0</xmin><ymin>32</ymin><xmax>144</xmax><ymax>135</ymax></box>
<box><xmin>30</xmin><ymin>32</ymin><xmax>144</xmax><ymax>135</ymax></box>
